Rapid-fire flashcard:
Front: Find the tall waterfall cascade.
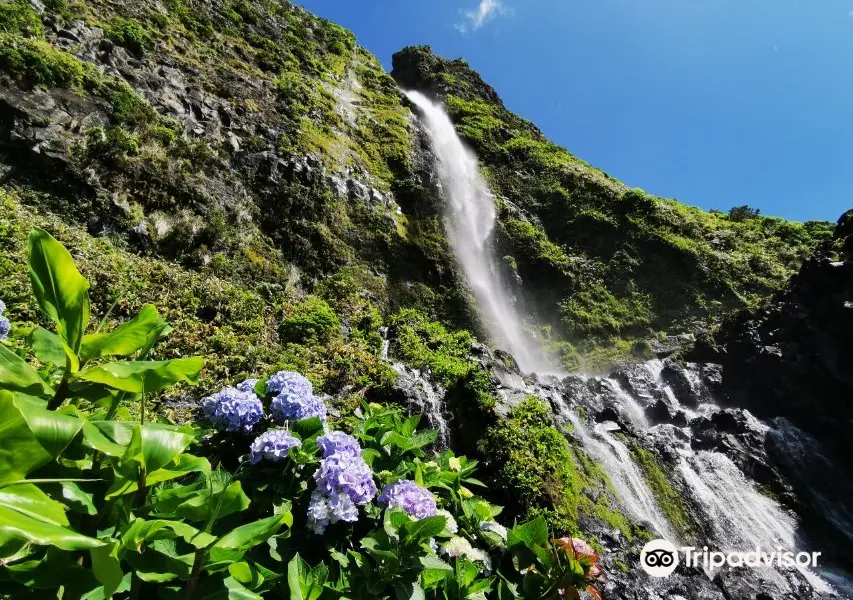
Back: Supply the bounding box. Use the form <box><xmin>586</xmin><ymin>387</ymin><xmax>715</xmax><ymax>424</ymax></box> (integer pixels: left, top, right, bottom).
<box><xmin>404</xmin><ymin>92</ymin><xmax>850</xmax><ymax>598</ymax></box>
<box><xmin>405</xmin><ymin>90</ymin><xmax>556</xmax><ymax>375</ymax></box>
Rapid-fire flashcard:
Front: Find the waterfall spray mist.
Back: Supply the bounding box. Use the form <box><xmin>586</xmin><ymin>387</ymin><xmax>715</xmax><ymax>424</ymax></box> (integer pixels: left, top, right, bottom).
<box><xmin>406</xmin><ymin>90</ymin><xmax>556</xmax><ymax>375</ymax></box>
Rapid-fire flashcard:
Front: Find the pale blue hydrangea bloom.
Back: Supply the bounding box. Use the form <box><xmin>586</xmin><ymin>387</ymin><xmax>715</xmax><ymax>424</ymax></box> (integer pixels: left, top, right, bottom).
<box><xmin>317</xmin><ymin>431</ymin><xmax>361</xmax><ymax>458</ymax></box>
<box><xmin>266</xmin><ymin>370</ymin><xmax>313</xmax><ymax>397</ymax></box>
<box><xmin>313</xmin><ymin>452</ymin><xmax>377</xmax><ymax>505</ymax></box>
<box><xmin>249</xmin><ymin>429</ymin><xmax>301</xmax><ymax>464</ymax></box>
<box><xmin>236</xmin><ymin>378</ymin><xmax>259</xmax><ymax>394</ymax></box>
<box><xmin>306</xmin><ymin>489</ymin><xmax>359</xmax><ymax>534</ymax></box>
<box><xmin>0</xmin><ymin>300</ymin><xmax>9</xmax><ymax>341</ymax></box>
<box><xmin>378</xmin><ymin>480</ymin><xmax>437</xmax><ymax>519</ymax></box>
<box><xmin>266</xmin><ymin>371</ymin><xmax>326</xmax><ymax>423</ymax></box>
<box><xmin>202</xmin><ymin>387</ymin><xmax>263</xmax><ymax>433</ymax></box>
<box><xmin>271</xmin><ymin>391</ymin><xmax>327</xmax><ymax>423</ymax></box>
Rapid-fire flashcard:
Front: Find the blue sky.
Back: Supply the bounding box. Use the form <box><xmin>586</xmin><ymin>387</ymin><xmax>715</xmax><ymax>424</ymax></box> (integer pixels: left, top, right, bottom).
<box><xmin>298</xmin><ymin>0</ymin><xmax>853</xmax><ymax>223</ymax></box>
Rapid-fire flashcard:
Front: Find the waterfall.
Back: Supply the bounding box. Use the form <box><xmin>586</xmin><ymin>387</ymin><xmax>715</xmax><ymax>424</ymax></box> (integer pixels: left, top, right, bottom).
<box><xmin>405</xmin><ymin>91</ymin><xmax>555</xmax><ymax>375</ymax></box>
<box><xmin>405</xmin><ymin>92</ymin><xmax>848</xmax><ymax>597</ymax></box>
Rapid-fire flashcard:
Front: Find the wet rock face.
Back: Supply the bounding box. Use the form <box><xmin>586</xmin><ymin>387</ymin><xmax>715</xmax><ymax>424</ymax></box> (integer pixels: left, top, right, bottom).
<box><xmin>713</xmin><ymin>211</ymin><xmax>853</xmax><ymax>461</ymax></box>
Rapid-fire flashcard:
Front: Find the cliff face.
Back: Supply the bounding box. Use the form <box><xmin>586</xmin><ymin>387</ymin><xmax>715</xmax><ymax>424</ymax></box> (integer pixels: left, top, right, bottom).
<box><xmin>0</xmin><ymin>2</ymin><xmax>831</xmax><ymax>376</ymax></box>
<box><xmin>392</xmin><ymin>46</ymin><xmax>832</xmax><ymax>367</ymax></box>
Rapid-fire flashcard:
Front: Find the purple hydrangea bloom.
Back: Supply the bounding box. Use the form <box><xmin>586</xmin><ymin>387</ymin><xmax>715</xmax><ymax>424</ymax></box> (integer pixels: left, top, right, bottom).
<box><xmin>266</xmin><ymin>370</ymin><xmax>313</xmax><ymax>397</ymax></box>
<box><xmin>317</xmin><ymin>431</ymin><xmax>361</xmax><ymax>458</ymax></box>
<box><xmin>202</xmin><ymin>387</ymin><xmax>263</xmax><ymax>433</ymax></box>
<box><xmin>378</xmin><ymin>480</ymin><xmax>437</xmax><ymax>520</ymax></box>
<box><xmin>0</xmin><ymin>300</ymin><xmax>9</xmax><ymax>341</ymax></box>
<box><xmin>249</xmin><ymin>429</ymin><xmax>301</xmax><ymax>464</ymax></box>
<box><xmin>271</xmin><ymin>391</ymin><xmax>327</xmax><ymax>423</ymax></box>
<box><xmin>314</xmin><ymin>453</ymin><xmax>377</xmax><ymax>505</ymax></box>
<box><xmin>236</xmin><ymin>378</ymin><xmax>259</xmax><ymax>394</ymax></box>
<box><xmin>307</xmin><ymin>489</ymin><xmax>359</xmax><ymax>534</ymax></box>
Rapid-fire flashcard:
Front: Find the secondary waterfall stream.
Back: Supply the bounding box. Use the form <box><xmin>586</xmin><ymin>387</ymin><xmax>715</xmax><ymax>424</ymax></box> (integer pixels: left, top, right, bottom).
<box><xmin>405</xmin><ymin>92</ymin><xmax>847</xmax><ymax>597</ymax></box>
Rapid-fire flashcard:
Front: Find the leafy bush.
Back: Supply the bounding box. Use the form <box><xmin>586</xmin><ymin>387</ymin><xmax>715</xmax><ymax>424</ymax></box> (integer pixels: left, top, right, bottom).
<box><xmin>279</xmin><ymin>296</ymin><xmax>342</xmax><ymax>344</ymax></box>
<box><xmin>728</xmin><ymin>205</ymin><xmax>761</xmax><ymax>221</ymax></box>
<box><xmin>105</xmin><ymin>18</ymin><xmax>154</xmax><ymax>55</ymax></box>
<box><xmin>0</xmin><ymin>1</ymin><xmax>43</xmax><ymax>37</ymax></box>
<box><xmin>0</xmin><ymin>34</ymin><xmax>92</xmax><ymax>88</ymax></box>
<box><xmin>0</xmin><ymin>229</ymin><xmax>604</xmax><ymax>599</ymax></box>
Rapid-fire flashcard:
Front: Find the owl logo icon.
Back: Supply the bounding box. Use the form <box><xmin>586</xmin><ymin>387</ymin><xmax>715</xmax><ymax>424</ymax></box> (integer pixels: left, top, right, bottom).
<box><xmin>640</xmin><ymin>539</ymin><xmax>680</xmax><ymax>577</ymax></box>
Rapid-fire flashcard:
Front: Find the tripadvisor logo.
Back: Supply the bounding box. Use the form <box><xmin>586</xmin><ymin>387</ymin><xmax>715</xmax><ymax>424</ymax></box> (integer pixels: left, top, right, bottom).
<box><xmin>640</xmin><ymin>539</ymin><xmax>680</xmax><ymax>577</ymax></box>
<box><xmin>639</xmin><ymin>539</ymin><xmax>822</xmax><ymax>578</ymax></box>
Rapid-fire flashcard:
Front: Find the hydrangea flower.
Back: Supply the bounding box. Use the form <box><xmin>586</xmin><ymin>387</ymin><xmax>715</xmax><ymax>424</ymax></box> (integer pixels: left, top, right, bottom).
<box><xmin>249</xmin><ymin>429</ymin><xmax>301</xmax><ymax>464</ymax></box>
<box><xmin>440</xmin><ymin>536</ymin><xmax>492</xmax><ymax>572</ymax></box>
<box><xmin>306</xmin><ymin>489</ymin><xmax>359</xmax><ymax>534</ymax></box>
<box><xmin>437</xmin><ymin>509</ymin><xmax>458</xmax><ymax>534</ymax></box>
<box><xmin>314</xmin><ymin>453</ymin><xmax>377</xmax><ymax>505</ymax></box>
<box><xmin>202</xmin><ymin>387</ymin><xmax>263</xmax><ymax>433</ymax></box>
<box><xmin>272</xmin><ymin>391</ymin><xmax>326</xmax><ymax>423</ymax></box>
<box><xmin>317</xmin><ymin>431</ymin><xmax>361</xmax><ymax>458</ymax></box>
<box><xmin>479</xmin><ymin>521</ymin><xmax>507</xmax><ymax>541</ymax></box>
<box><xmin>236</xmin><ymin>378</ymin><xmax>259</xmax><ymax>394</ymax></box>
<box><xmin>0</xmin><ymin>300</ymin><xmax>9</xmax><ymax>341</ymax></box>
<box><xmin>266</xmin><ymin>370</ymin><xmax>313</xmax><ymax>397</ymax></box>
<box><xmin>378</xmin><ymin>480</ymin><xmax>437</xmax><ymax>519</ymax></box>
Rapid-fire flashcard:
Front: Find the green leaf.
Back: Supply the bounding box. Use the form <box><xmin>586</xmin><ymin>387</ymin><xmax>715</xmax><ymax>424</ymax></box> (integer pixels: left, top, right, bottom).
<box><xmin>0</xmin><ymin>483</ymin><xmax>69</xmax><ymax>525</ymax></box>
<box><xmin>0</xmin><ymin>345</ymin><xmax>53</xmax><ymax>397</ymax></box>
<box><xmin>0</xmin><ymin>392</ymin><xmax>82</xmax><ymax>484</ymax></box>
<box><xmin>113</xmin><ymin>423</ymin><xmax>194</xmax><ymax>480</ymax></box>
<box><xmin>215</xmin><ymin>512</ymin><xmax>291</xmax><ymax>552</ymax></box>
<box><xmin>403</xmin><ymin>515</ymin><xmax>447</xmax><ymax>541</ymax></box>
<box><xmin>106</xmin><ymin>453</ymin><xmax>211</xmax><ymax>498</ymax></box>
<box><xmin>286</xmin><ymin>554</ymin><xmax>326</xmax><ymax>600</ymax></box>
<box><xmin>80</xmin><ymin>305</ymin><xmax>169</xmax><ymax>363</ymax></box>
<box><xmin>56</xmin><ymin>481</ymin><xmax>97</xmax><ymax>515</ymax></box>
<box><xmin>507</xmin><ymin>517</ymin><xmax>548</xmax><ymax>550</ymax></box>
<box><xmin>76</xmin><ymin>358</ymin><xmax>204</xmax><ymax>394</ymax></box>
<box><xmin>394</xmin><ymin>581</ymin><xmax>425</xmax><ymax>600</ymax></box>
<box><xmin>0</xmin><ymin>505</ymin><xmax>103</xmax><ymax>550</ymax></box>
<box><xmin>91</xmin><ymin>541</ymin><xmax>124</xmax><ymax>598</ymax></box>
<box><xmin>30</xmin><ymin>326</ymin><xmax>79</xmax><ymax>372</ymax></box>
<box><xmin>151</xmin><ymin>471</ymin><xmax>247</xmax><ymax>522</ymax></box>
<box><xmin>121</xmin><ymin>518</ymin><xmax>215</xmax><ymax>551</ymax></box>
<box><xmin>28</xmin><ymin>228</ymin><xmax>91</xmax><ymax>353</ymax></box>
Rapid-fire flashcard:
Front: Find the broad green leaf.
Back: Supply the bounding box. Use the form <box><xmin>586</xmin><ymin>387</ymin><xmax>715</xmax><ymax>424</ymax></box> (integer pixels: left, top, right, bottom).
<box><xmin>90</xmin><ymin>541</ymin><xmax>123</xmax><ymax>598</ymax></box>
<box><xmin>80</xmin><ymin>572</ymin><xmax>132</xmax><ymax>600</ymax></box>
<box><xmin>228</xmin><ymin>562</ymin><xmax>264</xmax><ymax>589</ymax></box>
<box><xmin>224</xmin><ymin>576</ymin><xmax>264</xmax><ymax>600</ymax></box>
<box><xmin>30</xmin><ymin>326</ymin><xmax>79</xmax><ymax>372</ymax></box>
<box><xmin>0</xmin><ymin>393</ymin><xmax>82</xmax><ymax>484</ymax></box>
<box><xmin>151</xmin><ymin>471</ymin><xmax>247</xmax><ymax>522</ymax></box>
<box><xmin>455</xmin><ymin>557</ymin><xmax>479</xmax><ymax>587</ymax></box>
<box><xmin>80</xmin><ymin>305</ymin><xmax>169</xmax><ymax>363</ymax></box>
<box><xmin>394</xmin><ymin>581</ymin><xmax>425</xmax><ymax>600</ymax></box>
<box><xmin>106</xmin><ymin>454</ymin><xmax>211</xmax><ymax>498</ymax></box>
<box><xmin>0</xmin><ymin>505</ymin><xmax>102</xmax><ymax>550</ymax></box>
<box><xmin>286</xmin><ymin>554</ymin><xmax>325</xmax><ymax>600</ymax></box>
<box><xmin>76</xmin><ymin>358</ymin><xmax>204</xmax><ymax>393</ymax></box>
<box><xmin>113</xmin><ymin>424</ymin><xmax>194</xmax><ymax>480</ymax></box>
<box><xmin>0</xmin><ymin>345</ymin><xmax>53</xmax><ymax>397</ymax></box>
<box><xmin>403</xmin><ymin>515</ymin><xmax>447</xmax><ymax>541</ymax></box>
<box><xmin>121</xmin><ymin>518</ymin><xmax>215</xmax><ymax>551</ymax></box>
<box><xmin>0</xmin><ymin>483</ymin><xmax>68</xmax><ymax>525</ymax></box>
<box><xmin>507</xmin><ymin>517</ymin><xmax>548</xmax><ymax>550</ymax></box>
<box><xmin>28</xmin><ymin>228</ymin><xmax>90</xmax><ymax>353</ymax></box>
<box><xmin>123</xmin><ymin>540</ymin><xmax>193</xmax><ymax>582</ymax></box>
<box><xmin>56</xmin><ymin>481</ymin><xmax>97</xmax><ymax>515</ymax></box>
<box><xmin>215</xmin><ymin>512</ymin><xmax>292</xmax><ymax>552</ymax></box>
<box><xmin>0</xmin><ymin>548</ymin><xmax>101</xmax><ymax>592</ymax></box>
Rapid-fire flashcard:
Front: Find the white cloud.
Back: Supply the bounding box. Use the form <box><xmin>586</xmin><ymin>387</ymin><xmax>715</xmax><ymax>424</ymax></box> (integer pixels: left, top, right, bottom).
<box><xmin>455</xmin><ymin>0</ymin><xmax>509</xmax><ymax>33</ymax></box>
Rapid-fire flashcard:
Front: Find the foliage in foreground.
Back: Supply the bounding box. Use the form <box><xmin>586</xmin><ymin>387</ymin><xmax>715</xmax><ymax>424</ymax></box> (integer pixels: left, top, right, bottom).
<box><xmin>0</xmin><ymin>228</ymin><xmax>604</xmax><ymax>599</ymax></box>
